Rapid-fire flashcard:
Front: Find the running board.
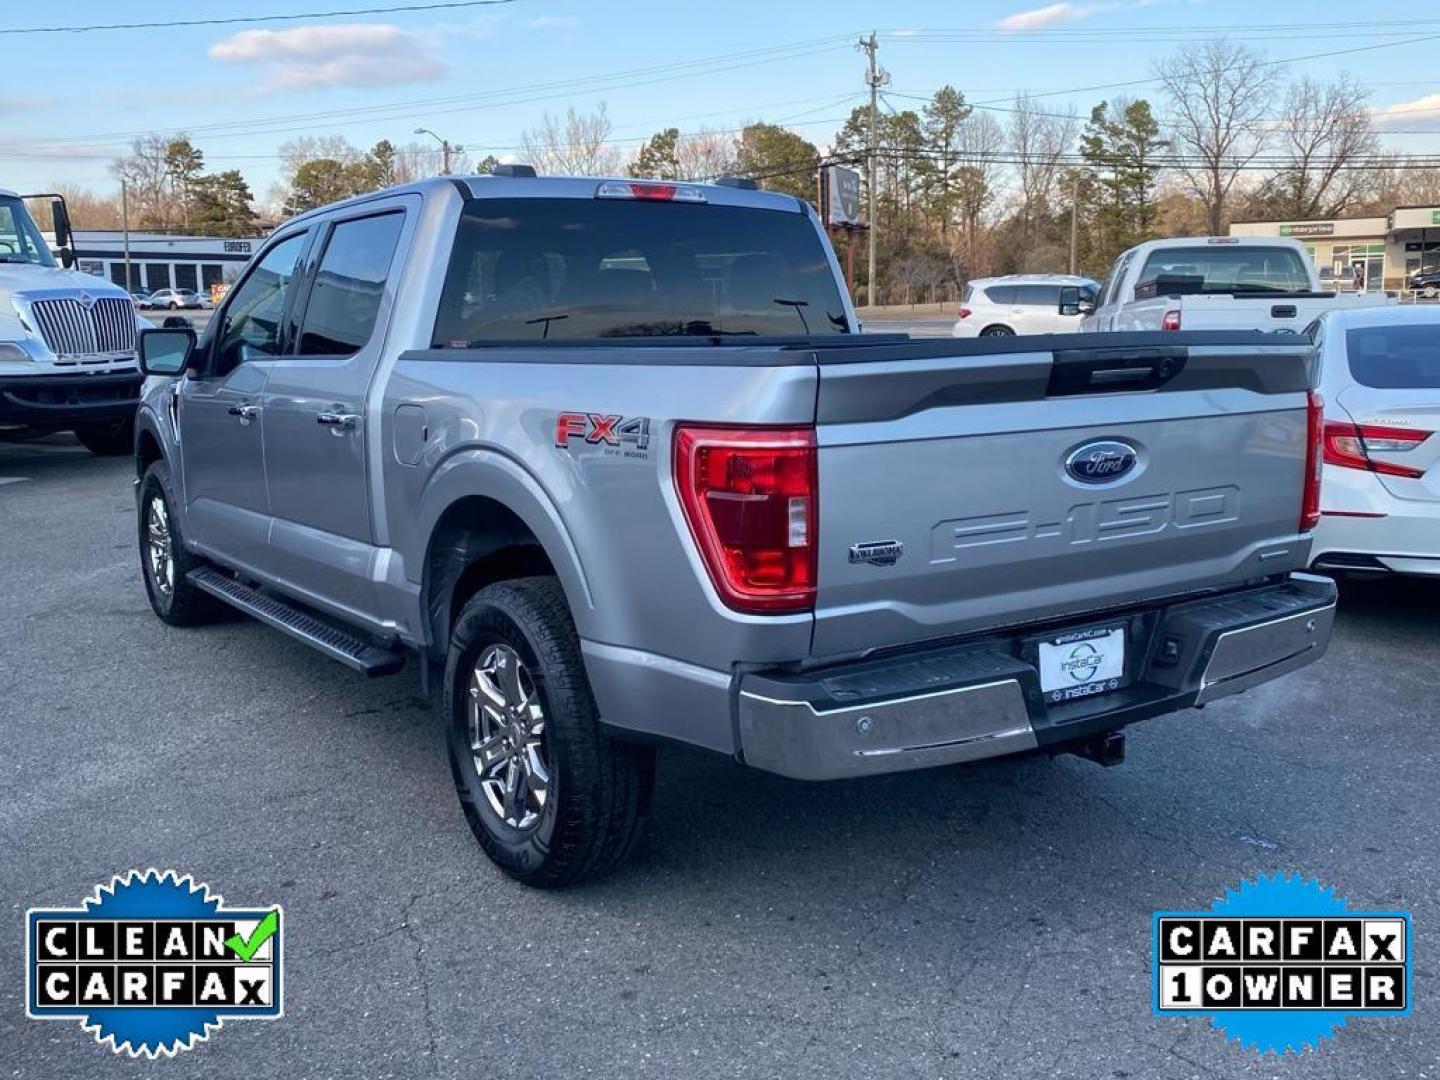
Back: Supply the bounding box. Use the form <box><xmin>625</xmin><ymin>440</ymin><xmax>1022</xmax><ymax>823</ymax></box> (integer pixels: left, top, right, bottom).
<box><xmin>187</xmin><ymin>567</ymin><xmax>405</xmax><ymax>677</ymax></box>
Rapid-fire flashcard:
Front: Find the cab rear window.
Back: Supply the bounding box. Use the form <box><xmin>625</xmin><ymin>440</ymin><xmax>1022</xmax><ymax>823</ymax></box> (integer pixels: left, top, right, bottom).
<box><xmin>1347</xmin><ymin>324</ymin><xmax>1440</xmax><ymax>388</ymax></box>
<box><xmin>1137</xmin><ymin>247</ymin><xmax>1311</xmax><ymax>294</ymax></box>
<box><xmin>431</xmin><ymin>197</ymin><xmax>850</xmax><ymax>344</ymax></box>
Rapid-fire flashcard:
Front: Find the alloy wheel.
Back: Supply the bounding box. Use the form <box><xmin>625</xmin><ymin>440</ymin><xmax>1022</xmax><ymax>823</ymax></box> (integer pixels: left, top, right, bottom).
<box><xmin>145</xmin><ymin>496</ymin><xmax>174</xmax><ymax>598</ymax></box>
<box><xmin>468</xmin><ymin>644</ymin><xmax>550</xmax><ymax>830</ymax></box>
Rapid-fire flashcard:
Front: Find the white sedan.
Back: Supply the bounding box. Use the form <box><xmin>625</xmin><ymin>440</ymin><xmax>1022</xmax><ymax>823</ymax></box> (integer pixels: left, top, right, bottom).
<box><xmin>1309</xmin><ymin>307</ymin><xmax>1440</xmax><ymax>576</ymax></box>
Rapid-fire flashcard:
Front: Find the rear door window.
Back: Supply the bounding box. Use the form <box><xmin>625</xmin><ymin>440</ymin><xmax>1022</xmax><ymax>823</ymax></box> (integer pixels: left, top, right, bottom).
<box><xmin>432</xmin><ymin>197</ymin><xmax>850</xmax><ymax>343</ymax></box>
<box><xmin>1013</xmin><ymin>284</ymin><xmax>1061</xmax><ymax>306</ymax></box>
<box><xmin>298</xmin><ymin>211</ymin><xmax>405</xmax><ymax>356</ymax></box>
<box><xmin>1347</xmin><ymin>324</ymin><xmax>1440</xmax><ymax>388</ymax></box>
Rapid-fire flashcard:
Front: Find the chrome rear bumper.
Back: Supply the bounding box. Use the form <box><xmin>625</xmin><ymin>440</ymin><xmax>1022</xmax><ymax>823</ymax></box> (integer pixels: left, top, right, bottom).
<box><xmin>738</xmin><ymin>573</ymin><xmax>1337</xmax><ymax>780</ymax></box>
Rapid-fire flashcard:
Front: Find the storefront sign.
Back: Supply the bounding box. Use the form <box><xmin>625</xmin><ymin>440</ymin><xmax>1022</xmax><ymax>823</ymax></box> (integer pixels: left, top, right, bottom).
<box><xmin>1279</xmin><ymin>223</ymin><xmax>1335</xmax><ymax>238</ymax></box>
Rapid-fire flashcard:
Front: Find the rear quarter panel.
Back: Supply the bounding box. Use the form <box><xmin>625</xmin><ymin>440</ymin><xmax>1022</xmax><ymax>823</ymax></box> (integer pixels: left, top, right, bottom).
<box><xmin>380</xmin><ymin>347</ymin><xmax>821</xmax><ymax>671</ymax></box>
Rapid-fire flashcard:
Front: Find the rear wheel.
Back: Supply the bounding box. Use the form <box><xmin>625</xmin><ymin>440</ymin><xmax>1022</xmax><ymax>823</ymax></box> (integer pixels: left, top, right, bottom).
<box><xmin>75</xmin><ymin>417</ymin><xmax>134</xmax><ymax>456</ymax></box>
<box><xmin>445</xmin><ymin>576</ymin><xmax>655</xmax><ymax>887</ymax></box>
<box><xmin>138</xmin><ymin>460</ymin><xmax>225</xmax><ymax>626</ymax></box>
<box><xmin>980</xmin><ymin>324</ymin><xmax>1015</xmax><ymax>337</ymax></box>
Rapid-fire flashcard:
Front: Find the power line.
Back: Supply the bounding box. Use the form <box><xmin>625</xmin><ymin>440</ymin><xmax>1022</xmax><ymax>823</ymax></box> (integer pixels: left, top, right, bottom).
<box><xmin>0</xmin><ymin>0</ymin><xmax>516</xmax><ymax>36</ymax></box>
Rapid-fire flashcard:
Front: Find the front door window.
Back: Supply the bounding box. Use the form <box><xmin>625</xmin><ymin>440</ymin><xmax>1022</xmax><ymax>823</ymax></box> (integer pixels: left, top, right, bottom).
<box><xmin>214</xmin><ymin>232</ymin><xmax>307</xmax><ymax>374</ymax></box>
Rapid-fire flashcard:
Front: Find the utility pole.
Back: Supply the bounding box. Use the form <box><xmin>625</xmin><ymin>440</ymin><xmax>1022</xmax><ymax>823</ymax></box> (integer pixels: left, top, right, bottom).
<box><xmin>415</xmin><ymin>127</ymin><xmax>464</xmax><ymax>175</ymax></box>
<box><xmin>858</xmin><ymin>32</ymin><xmax>886</xmax><ymax>307</ymax></box>
<box><xmin>1068</xmin><ymin>174</ymin><xmax>1080</xmax><ymax>276</ymax></box>
<box><xmin>120</xmin><ymin>179</ymin><xmax>132</xmax><ymax>292</ymax></box>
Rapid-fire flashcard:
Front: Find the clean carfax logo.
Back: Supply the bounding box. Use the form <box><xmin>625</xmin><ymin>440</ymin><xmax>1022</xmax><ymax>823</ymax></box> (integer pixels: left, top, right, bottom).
<box><xmin>1153</xmin><ymin>874</ymin><xmax>1411</xmax><ymax>1053</ymax></box>
<box><xmin>26</xmin><ymin>869</ymin><xmax>283</xmax><ymax>1057</ymax></box>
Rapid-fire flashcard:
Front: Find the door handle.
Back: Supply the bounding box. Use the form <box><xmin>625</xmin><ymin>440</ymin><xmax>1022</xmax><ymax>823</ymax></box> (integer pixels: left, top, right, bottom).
<box><xmin>227</xmin><ymin>403</ymin><xmax>260</xmax><ymax>423</ymax></box>
<box><xmin>316</xmin><ymin>411</ymin><xmax>360</xmax><ymax>430</ymax></box>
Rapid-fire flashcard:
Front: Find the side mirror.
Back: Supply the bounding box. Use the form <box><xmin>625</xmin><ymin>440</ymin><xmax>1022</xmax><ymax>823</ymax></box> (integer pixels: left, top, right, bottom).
<box><xmin>1078</xmin><ymin>297</ymin><xmax>1095</xmax><ymax>315</ymax></box>
<box><xmin>138</xmin><ymin>326</ymin><xmax>195</xmax><ymax>376</ymax></box>
<box><xmin>1058</xmin><ymin>286</ymin><xmax>1087</xmax><ymax>317</ymax></box>
<box><xmin>51</xmin><ymin>199</ymin><xmax>74</xmax><ymax>268</ymax></box>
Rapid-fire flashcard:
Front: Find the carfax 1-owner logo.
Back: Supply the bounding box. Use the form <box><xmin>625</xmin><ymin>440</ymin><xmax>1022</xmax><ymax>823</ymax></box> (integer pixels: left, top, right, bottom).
<box><xmin>1153</xmin><ymin>873</ymin><xmax>1412</xmax><ymax>1053</ymax></box>
<box><xmin>25</xmin><ymin>869</ymin><xmax>283</xmax><ymax>1057</ymax></box>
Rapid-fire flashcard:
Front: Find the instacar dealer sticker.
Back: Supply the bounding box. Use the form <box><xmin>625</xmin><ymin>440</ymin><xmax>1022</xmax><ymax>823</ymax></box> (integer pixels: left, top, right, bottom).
<box><xmin>1153</xmin><ymin>873</ymin><xmax>1411</xmax><ymax>1053</ymax></box>
<box><xmin>25</xmin><ymin>869</ymin><xmax>283</xmax><ymax>1057</ymax></box>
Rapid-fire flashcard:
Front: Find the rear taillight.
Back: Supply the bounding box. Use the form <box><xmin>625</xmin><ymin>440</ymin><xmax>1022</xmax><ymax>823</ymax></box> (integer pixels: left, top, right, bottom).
<box><xmin>674</xmin><ymin>425</ymin><xmax>817</xmax><ymax>613</ymax></box>
<box><xmin>1161</xmin><ymin>309</ymin><xmax>1182</xmax><ymax>331</ymax></box>
<box><xmin>1323</xmin><ymin>420</ymin><xmax>1430</xmax><ymax>479</ymax></box>
<box><xmin>958</xmin><ymin>307</ymin><xmax>972</xmax><ymax>320</ymax></box>
<box><xmin>1301</xmin><ymin>391</ymin><xmax>1323</xmax><ymax>532</ymax></box>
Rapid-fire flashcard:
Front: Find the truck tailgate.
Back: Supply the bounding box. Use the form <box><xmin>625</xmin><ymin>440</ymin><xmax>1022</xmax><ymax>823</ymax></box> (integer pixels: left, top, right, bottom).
<box><xmin>811</xmin><ymin>333</ymin><xmax>1315</xmax><ymax>657</ymax></box>
<box><xmin>1175</xmin><ymin>293</ymin><xmax>1391</xmax><ymax>333</ymax></box>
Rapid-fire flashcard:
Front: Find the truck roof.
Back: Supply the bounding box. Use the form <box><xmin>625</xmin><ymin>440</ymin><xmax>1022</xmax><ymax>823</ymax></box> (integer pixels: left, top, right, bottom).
<box><xmin>1130</xmin><ymin>236</ymin><xmax>1310</xmax><ymax>253</ymax></box>
<box><xmin>0</xmin><ymin>187</ymin><xmax>18</xmax><ymax>198</ymax></box>
<box><xmin>280</xmin><ymin>172</ymin><xmax>806</xmax><ymax>228</ymax></box>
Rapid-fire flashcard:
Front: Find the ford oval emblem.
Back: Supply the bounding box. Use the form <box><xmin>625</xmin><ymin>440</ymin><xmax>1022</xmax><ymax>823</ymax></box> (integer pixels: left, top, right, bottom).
<box><xmin>1065</xmin><ymin>440</ymin><xmax>1138</xmax><ymax>484</ymax></box>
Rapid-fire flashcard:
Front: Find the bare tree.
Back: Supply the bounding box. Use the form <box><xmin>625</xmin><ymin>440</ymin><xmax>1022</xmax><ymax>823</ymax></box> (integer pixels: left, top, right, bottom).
<box><xmin>44</xmin><ymin>184</ymin><xmax>121</xmax><ymax>229</ymax></box>
<box><xmin>111</xmin><ymin>135</ymin><xmax>176</xmax><ymax>229</ymax></box>
<box><xmin>1155</xmin><ymin>39</ymin><xmax>1278</xmax><ymax>234</ymax></box>
<box><xmin>1009</xmin><ymin>94</ymin><xmax>1080</xmax><ymax>246</ymax></box>
<box><xmin>954</xmin><ymin>112</ymin><xmax>1005</xmax><ymax>277</ymax></box>
<box><xmin>277</xmin><ymin>135</ymin><xmax>360</xmax><ymax>187</ymax></box>
<box><xmin>520</xmin><ymin>104</ymin><xmax>623</xmax><ymax>177</ymax></box>
<box><xmin>1264</xmin><ymin>75</ymin><xmax>1378</xmax><ymax>219</ymax></box>
<box><xmin>674</xmin><ymin>127</ymin><xmax>737</xmax><ymax>181</ymax></box>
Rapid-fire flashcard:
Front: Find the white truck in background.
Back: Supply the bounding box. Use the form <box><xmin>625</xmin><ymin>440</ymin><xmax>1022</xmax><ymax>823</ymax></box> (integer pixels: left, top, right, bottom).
<box><xmin>0</xmin><ymin>188</ymin><xmax>147</xmax><ymax>455</ymax></box>
<box><xmin>1081</xmin><ymin>236</ymin><xmax>1392</xmax><ymax>335</ymax></box>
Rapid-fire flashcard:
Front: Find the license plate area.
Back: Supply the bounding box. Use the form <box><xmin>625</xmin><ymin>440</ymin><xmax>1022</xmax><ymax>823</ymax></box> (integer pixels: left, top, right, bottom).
<box><xmin>1034</xmin><ymin>625</ymin><xmax>1129</xmax><ymax>705</ymax></box>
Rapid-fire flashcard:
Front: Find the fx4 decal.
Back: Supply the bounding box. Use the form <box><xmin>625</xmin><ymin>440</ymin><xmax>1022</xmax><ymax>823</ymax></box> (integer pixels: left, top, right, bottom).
<box><xmin>555</xmin><ymin>413</ymin><xmax>652</xmax><ymax>455</ymax></box>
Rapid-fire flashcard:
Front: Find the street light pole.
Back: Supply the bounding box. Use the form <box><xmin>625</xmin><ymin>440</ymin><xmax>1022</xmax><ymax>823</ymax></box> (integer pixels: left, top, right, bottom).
<box><xmin>414</xmin><ymin>127</ymin><xmax>464</xmax><ymax>175</ymax></box>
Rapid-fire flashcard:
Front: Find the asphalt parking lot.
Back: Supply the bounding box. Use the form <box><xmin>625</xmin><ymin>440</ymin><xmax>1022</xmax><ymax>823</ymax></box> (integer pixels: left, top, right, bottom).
<box><xmin>3</xmin><ymin>436</ymin><xmax>1437</xmax><ymax>1079</ymax></box>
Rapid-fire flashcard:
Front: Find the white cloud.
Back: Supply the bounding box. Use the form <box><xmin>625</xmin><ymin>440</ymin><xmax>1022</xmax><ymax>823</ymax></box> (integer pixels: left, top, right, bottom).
<box><xmin>1373</xmin><ymin>93</ymin><xmax>1440</xmax><ymax>131</ymax></box>
<box><xmin>528</xmin><ymin>15</ymin><xmax>581</xmax><ymax>30</ymax></box>
<box><xmin>208</xmin><ymin>23</ymin><xmax>446</xmax><ymax>94</ymax></box>
<box><xmin>998</xmin><ymin>2</ymin><xmax>1100</xmax><ymax>30</ymax></box>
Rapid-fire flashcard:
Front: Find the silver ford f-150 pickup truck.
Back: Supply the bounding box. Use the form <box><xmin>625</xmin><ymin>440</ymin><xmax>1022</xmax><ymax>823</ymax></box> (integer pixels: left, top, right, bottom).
<box><xmin>133</xmin><ymin>170</ymin><xmax>1337</xmax><ymax>886</ymax></box>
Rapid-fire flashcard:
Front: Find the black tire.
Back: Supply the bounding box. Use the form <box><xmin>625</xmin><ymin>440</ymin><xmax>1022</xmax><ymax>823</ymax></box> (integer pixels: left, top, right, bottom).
<box><xmin>169</xmin><ymin>301</ymin><xmax>180</xmax><ymax>310</ymax></box>
<box><xmin>138</xmin><ymin>460</ymin><xmax>225</xmax><ymax>626</ymax></box>
<box><xmin>980</xmin><ymin>324</ymin><xmax>1015</xmax><ymax>337</ymax></box>
<box><xmin>445</xmin><ymin>576</ymin><xmax>655</xmax><ymax>888</ymax></box>
<box><xmin>75</xmin><ymin>416</ymin><xmax>135</xmax><ymax>456</ymax></box>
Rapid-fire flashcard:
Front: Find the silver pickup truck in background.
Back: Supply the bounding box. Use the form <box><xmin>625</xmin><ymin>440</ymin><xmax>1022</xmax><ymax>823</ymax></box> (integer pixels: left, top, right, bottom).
<box><xmin>132</xmin><ymin>171</ymin><xmax>1338</xmax><ymax>886</ymax></box>
<box><xmin>1081</xmin><ymin>236</ymin><xmax>1392</xmax><ymax>334</ymax></box>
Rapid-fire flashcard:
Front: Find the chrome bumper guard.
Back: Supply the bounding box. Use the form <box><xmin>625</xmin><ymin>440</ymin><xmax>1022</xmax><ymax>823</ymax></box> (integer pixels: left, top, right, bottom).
<box><xmin>738</xmin><ymin>573</ymin><xmax>1337</xmax><ymax>781</ymax></box>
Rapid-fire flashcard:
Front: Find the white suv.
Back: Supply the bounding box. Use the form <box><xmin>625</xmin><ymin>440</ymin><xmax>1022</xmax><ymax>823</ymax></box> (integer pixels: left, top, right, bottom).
<box><xmin>953</xmin><ymin>275</ymin><xmax>1098</xmax><ymax>338</ymax></box>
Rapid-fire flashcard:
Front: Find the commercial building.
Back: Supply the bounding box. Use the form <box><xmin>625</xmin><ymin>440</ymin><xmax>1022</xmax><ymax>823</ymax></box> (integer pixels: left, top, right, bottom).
<box><xmin>1230</xmin><ymin>206</ymin><xmax>1440</xmax><ymax>293</ymax></box>
<box><xmin>48</xmin><ymin>230</ymin><xmax>269</xmax><ymax>295</ymax></box>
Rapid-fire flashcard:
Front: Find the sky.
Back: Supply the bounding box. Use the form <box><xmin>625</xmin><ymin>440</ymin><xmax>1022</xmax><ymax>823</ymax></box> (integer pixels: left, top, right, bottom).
<box><xmin>3</xmin><ymin>0</ymin><xmax>1440</xmax><ymax>203</ymax></box>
